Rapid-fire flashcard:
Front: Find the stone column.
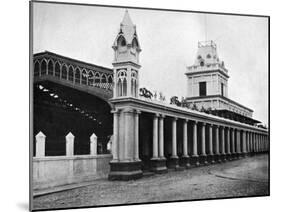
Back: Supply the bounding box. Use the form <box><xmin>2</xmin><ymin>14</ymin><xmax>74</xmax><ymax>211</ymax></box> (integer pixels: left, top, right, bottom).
<box><xmin>158</xmin><ymin>115</ymin><xmax>165</xmax><ymax>159</ymax></box>
<box><xmin>242</xmin><ymin>131</ymin><xmax>247</xmax><ymax>156</ymax></box>
<box><xmin>172</xmin><ymin>118</ymin><xmax>178</xmax><ymax>158</ymax></box>
<box><xmin>182</xmin><ymin>119</ymin><xmax>190</xmax><ymax>168</ymax></box>
<box><xmin>169</xmin><ymin>117</ymin><xmax>179</xmax><ymax>169</ymax></box>
<box><xmin>35</xmin><ymin>131</ymin><xmax>46</xmax><ymax>157</ymax></box>
<box><xmin>134</xmin><ymin>110</ymin><xmax>140</xmax><ymax>160</ymax></box>
<box><xmin>247</xmin><ymin>132</ymin><xmax>250</xmax><ymax>154</ymax></box>
<box><xmin>183</xmin><ymin>119</ymin><xmax>188</xmax><ymax>157</ymax></box>
<box><xmin>249</xmin><ymin>132</ymin><xmax>252</xmax><ymax>154</ymax></box>
<box><xmin>151</xmin><ymin>114</ymin><xmax>167</xmax><ymax>173</ymax></box>
<box><xmin>66</xmin><ymin>132</ymin><xmax>75</xmax><ymax>156</ymax></box>
<box><xmin>226</xmin><ymin>127</ymin><xmax>231</xmax><ymax>159</ymax></box>
<box><xmin>90</xmin><ymin>133</ymin><xmax>97</xmax><ymax>156</ymax></box>
<box><xmin>191</xmin><ymin>121</ymin><xmax>199</xmax><ymax>166</ymax></box>
<box><xmin>208</xmin><ymin>124</ymin><xmax>214</xmax><ymax>163</ymax></box>
<box><xmin>215</xmin><ymin>125</ymin><xmax>220</xmax><ymax>162</ymax></box>
<box><xmin>108</xmin><ymin>107</ymin><xmax>143</xmax><ymax>181</ymax></box>
<box><xmin>220</xmin><ymin>126</ymin><xmax>226</xmax><ymax>161</ymax></box>
<box><xmin>236</xmin><ymin>129</ymin><xmax>241</xmax><ymax>157</ymax></box>
<box><xmin>152</xmin><ymin>114</ymin><xmax>159</xmax><ymax>159</ymax></box>
<box><xmin>112</xmin><ymin>110</ymin><xmax>119</xmax><ymax>161</ymax></box>
<box><xmin>200</xmin><ymin>123</ymin><xmax>207</xmax><ymax>164</ymax></box>
<box><xmin>231</xmin><ymin>128</ymin><xmax>236</xmax><ymax>159</ymax></box>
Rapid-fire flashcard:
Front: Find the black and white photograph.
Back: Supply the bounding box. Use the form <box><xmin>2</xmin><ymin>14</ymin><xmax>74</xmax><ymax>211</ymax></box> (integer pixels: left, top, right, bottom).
<box><xmin>30</xmin><ymin>1</ymin><xmax>269</xmax><ymax>211</ymax></box>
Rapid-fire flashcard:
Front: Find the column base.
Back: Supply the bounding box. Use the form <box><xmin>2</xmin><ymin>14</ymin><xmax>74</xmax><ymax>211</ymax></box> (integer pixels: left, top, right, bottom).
<box><xmin>225</xmin><ymin>153</ymin><xmax>232</xmax><ymax>161</ymax></box>
<box><xmin>108</xmin><ymin>160</ymin><xmax>143</xmax><ymax>181</ymax></box>
<box><xmin>167</xmin><ymin>156</ymin><xmax>180</xmax><ymax>170</ymax></box>
<box><xmin>221</xmin><ymin>153</ymin><xmax>227</xmax><ymax>162</ymax></box>
<box><xmin>199</xmin><ymin>154</ymin><xmax>208</xmax><ymax>165</ymax></box>
<box><xmin>150</xmin><ymin>158</ymin><xmax>168</xmax><ymax>174</ymax></box>
<box><xmin>214</xmin><ymin>154</ymin><xmax>222</xmax><ymax>163</ymax></box>
<box><xmin>179</xmin><ymin>155</ymin><xmax>191</xmax><ymax>168</ymax></box>
<box><xmin>207</xmin><ymin>154</ymin><xmax>215</xmax><ymax>164</ymax></box>
<box><xmin>190</xmin><ymin>155</ymin><xmax>200</xmax><ymax>167</ymax></box>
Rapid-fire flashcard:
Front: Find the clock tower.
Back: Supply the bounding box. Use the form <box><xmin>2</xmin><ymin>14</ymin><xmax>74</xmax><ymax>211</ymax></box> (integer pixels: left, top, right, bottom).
<box><xmin>112</xmin><ymin>10</ymin><xmax>141</xmax><ymax>98</ymax></box>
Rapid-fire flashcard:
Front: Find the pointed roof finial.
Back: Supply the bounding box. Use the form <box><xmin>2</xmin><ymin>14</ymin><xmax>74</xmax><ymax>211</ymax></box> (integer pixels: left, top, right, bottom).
<box><xmin>121</xmin><ymin>9</ymin><xmax>134</xmax><ymax>26</ymax></box>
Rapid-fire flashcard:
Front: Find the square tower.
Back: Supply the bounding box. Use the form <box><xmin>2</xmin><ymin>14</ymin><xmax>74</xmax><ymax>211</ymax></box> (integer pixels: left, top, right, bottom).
<box><xmin>186</xmin><ymin>40</ymin><xmax>229</xmax><ymax>98</ymax></box>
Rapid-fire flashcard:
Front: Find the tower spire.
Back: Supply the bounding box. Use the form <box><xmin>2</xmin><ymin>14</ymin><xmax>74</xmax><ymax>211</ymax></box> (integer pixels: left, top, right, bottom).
<box><xmin>121</xmin><ymin>10</ymin><xmax>134</xmax><ymax>26</ymax></box>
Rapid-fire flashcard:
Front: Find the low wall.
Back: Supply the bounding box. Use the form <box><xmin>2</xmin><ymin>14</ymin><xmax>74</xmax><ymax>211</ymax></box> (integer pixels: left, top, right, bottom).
<box><xmin>33</xmin><ymin>154</ymin><xmax>112</xmax><ymax>190</ymax></box>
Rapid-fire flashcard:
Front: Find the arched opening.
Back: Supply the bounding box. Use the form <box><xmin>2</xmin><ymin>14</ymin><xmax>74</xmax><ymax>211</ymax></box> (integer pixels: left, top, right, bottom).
<box><xmin>101</xmin><ymin>74</ymin><xmax>107</xmax><ymax>83</ymax></box>
<box><xmin>55</xmin><ymin>62</ymin><xmax>61</xmax><ymax>78</ymax></box>
<box><xmin>123</xmin><ymin>78</ymin><xmax>127</xmax><ymax>96</ymax></box>
<box><xmin>117</xmin><ymin>79</ymin><xmax>122</xmax><ymax>96</ymax></box>
<box><xmin>94</xmin><ymin>73</ymin><xmax>100</xmax><ymax>83</ymax></box>
<box><xmin>75</xmin><ymin>68</ymin><xmax>81</xmax><ymax>84</ymax></box>
<box><xmin>88</xmin><ymin>71</ymin><xmax>94</xmax><ymax>86</ymax></box>
<box><xmin>34</xmin><ymin>61</ymin><xmax>40</xmax><ymax>77</ymax></box>
<box><xmin>132</xmin><ymin>38</ymin><xmax>138</xmax><ymax>48</ymax></box>
<box><xmin>108</xmin><ymin>75</ymin><xmax>113</xmax><ymax>83</ymax></box>
<box><xmin>117</xmin><ymin>36</ymin><xmax>126</xmax><ymax>47</ymax></box>
<box><xmin>48</xmin><ymin>60</ymin><xmax>54</xmax><ymax>76</ymax></box>
<box><xmin>68</xmin><ymin>66</ymin><xmax>74</xmax><ymax>82</ymax></box>
<box><xmin>61</xmin><ymin>64</ymin><xmax>67</xmax><ymax>80</ymax></box>
<box><xmin>131</xmin><ymin>79</ymin><xmax>135</xmax><ymax>97</ymax></box>
<box><xmin>82</xmin><ymin>69</ymin><xmax>87</xmax><ymax>85</ymax></box>
<box><xmin>41</xmin><ymin>60</ymin><xmax>47</xmax><ymax>75</ymax></box>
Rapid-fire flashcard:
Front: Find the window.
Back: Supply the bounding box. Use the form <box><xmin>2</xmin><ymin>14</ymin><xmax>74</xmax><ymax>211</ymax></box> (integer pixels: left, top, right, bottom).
<box><xmin>221</xmin><ymin>83</ymin><xmax>224</xmax><ymax>96</ymax></box>
<box><xmin>207</xmin><ymin>54</ymin><xmax>211</xmax><ymax>59</ymax></box>
<box><xmin>199</xmin><ymin>81</ymin><xmax>206</xmax><ymax>96</ymax></box>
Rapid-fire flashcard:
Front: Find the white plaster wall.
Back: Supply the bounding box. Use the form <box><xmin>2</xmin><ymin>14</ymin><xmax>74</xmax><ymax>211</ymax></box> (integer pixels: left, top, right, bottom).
<box><xmin>33</xmin><ymin>154</ymin><xmax>112</xmax><ymax>190</ymax></box>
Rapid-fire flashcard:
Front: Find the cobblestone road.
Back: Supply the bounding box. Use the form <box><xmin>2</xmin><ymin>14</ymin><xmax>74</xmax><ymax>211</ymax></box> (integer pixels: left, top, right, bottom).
<box><xmin>33</xmin><ymin>154</ymin><xmax>269</xmax><ymax>210</ymax></box>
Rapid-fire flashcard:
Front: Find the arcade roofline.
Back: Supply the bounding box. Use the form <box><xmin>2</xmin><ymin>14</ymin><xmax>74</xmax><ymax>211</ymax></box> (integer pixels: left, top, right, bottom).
<box><xmin>185</xmin><ymin>95</ymin><xmax>253</xmax><ymax>113</ymax></box>
<box><xmin>110</xmin><ymin>97</ymin><xmax>267</xmax><ymax>134</ymax></box>
<box><xmin>33</xmin><ymin>51</ymin><xmax>113</xmax><ymax>74</ymax></box>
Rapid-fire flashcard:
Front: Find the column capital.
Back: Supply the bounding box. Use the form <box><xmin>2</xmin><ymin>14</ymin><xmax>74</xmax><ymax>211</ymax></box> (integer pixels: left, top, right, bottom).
<box><xmin>111</xmin><ymin>108</ymin><xmax>120</xmax><ymax>114</ymax></box>
<box><xmin>123</xmin><ymin>107</ymin><xmax>135</xmax><ymax>114</ymax></box>
<box><xmin>135</xmin><ymin>109</ymin><xmax>141</xmax><ymax>114</ymax></box>
<box><xmin>154</xmin><ymin>113</ymin><xmax>160</xmax><ymax>118</ymax></box>
<box><xmin>201</xmin><ymin>122</ymin><xmax>206</xmax><ymax>126</ymax></box>
<box><xmin>160</xmin><ymin>114</ymin><xmax>166</xmax><ymax>118</ymax></box>
<box><xmin>173</xmin><ymin>117</ymin><xmax>178</xmax><ymax>121</ymax></box>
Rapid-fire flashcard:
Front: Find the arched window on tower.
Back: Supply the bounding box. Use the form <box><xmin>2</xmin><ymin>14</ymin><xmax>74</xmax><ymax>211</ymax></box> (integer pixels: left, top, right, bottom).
<box><xmin>123</xmin><ymin>78</ymin><xmax>127</xmax><ymax>96</ymax></box>
<box><xmin>117</xmin><ymin>36</ymin><xmax>126</xmax><ymax>47</ymax></box>
<box><xmin>62</xmin><ymin>64</ymin><xmax>67</xmax><ymax>80</ymax></box>
<box><xmin>116</xmin><ymin>70</ymin><xmax>127</xmax><ymax>97</ymax></box>
<box><xmin>48</xmin><ymin>60</ymin><xmax>54</xmax><ymax>76</ymax></box>
<box><xmin>41</xmin><ymin>60</ymin><xmax>47</xmax><ymax>75</ymax></box>
<box><xmin>131</xmin><ymin>70</ymin><xmax>137</xmax><ymax>97</ymax></box>
<box><xmin>117</xmin><ymin>79</ymin><xmax>122</xmax><ymax>96</ymax></box>
<box><xmin>34</xmin><ymin>61</ymin><xmax>40</xmax><ymax>77</ymax></box>
<box><xmin>55</xmin><ymin>62</ymin><xmax>61</xmax><ymax>78</ymax></box>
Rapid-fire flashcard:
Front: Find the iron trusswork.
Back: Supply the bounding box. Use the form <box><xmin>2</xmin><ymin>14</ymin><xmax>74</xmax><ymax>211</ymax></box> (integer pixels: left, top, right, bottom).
<box><xmin>33</xmin><ymin>51</ymin><xmax>114</xmax><ymax>156</ymax></box>
<box><xmin>109</xmin><ymin>11</ymin><xmax>269</xmax><ymax>181</ymax></box>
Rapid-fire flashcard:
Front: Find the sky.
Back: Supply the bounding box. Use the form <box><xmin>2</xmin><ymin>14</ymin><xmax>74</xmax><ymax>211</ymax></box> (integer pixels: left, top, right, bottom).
<box><xmin>32</xmin><ymin>2</ymin><xmax>268</xmax><ymax>125</ymax></box>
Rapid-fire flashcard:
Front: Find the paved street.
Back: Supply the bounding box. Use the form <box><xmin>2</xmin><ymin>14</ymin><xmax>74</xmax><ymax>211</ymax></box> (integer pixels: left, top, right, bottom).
<box><xmin>33</xmin><ymin>154</ymin><xmax>269</xmax><ymax>210</ymax></box>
